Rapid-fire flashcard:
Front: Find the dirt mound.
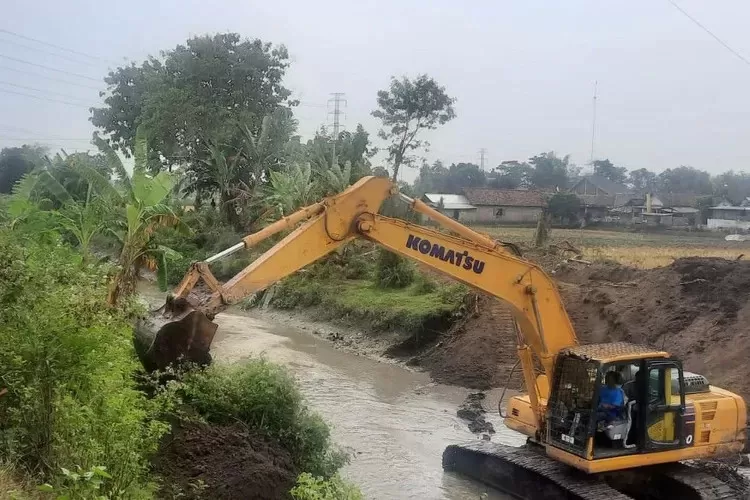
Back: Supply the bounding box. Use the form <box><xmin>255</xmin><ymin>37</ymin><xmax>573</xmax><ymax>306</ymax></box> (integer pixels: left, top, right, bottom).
<box><xmin>418</xmin><ymin>294</ymin><xmax>522</xmax><ymax>390</ymax></box>
<box><xmin>420</xmin><ymin>257</ymin><xmax>750</xmax><ymax>403</ymax></box>
<box><xmin>154</xmin><ymin>422</ymin><xmax>296</xmax><ymax>500</ymax></box>
<box><xmin>560</xmin><ymin>257</ymin><xmax>750</xmax><ymax>402</ymax></box>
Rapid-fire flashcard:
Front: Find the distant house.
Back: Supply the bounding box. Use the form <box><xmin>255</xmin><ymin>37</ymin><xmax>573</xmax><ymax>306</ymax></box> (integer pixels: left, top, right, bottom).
<box><xmin>421</xmin><ymin>189</ymin><xmax>547</xmax><ymax>224</ymax></box>
<box><xmin>462</xmin><ymin>188</ymin><xmax>547</xmax><ymax>223</ymax></box>
<box><xmin>421</xmin><ymin>193</ymin><xmax>476</xmax><ymax>222</ymax></box>
<box><xmin>611</xmin><ymin>193</ymin><xmax>700</xmax><ymax>226</ymax></box>
<box><xmin>569</xmin><ymin>175</ymin><xmax>631</xmax><ymax>220</ymax></box>
<box><xmin>708</xmin><ymin>202</ymin><xmax>750</xmax><ymax>230</ymax></box>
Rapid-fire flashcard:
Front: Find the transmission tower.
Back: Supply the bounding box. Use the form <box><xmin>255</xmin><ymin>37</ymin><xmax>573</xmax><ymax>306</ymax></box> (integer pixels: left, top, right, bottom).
<box><xmin>479</xmin><ymin>148</ymin><xmax>487</xmax><ymax>170</ymax></box>
<box><xmin>328</xmin><ymin>93</ymin><xmax>347</xmax><ymax>167</ymax></box>
<box><xmin>589</xmin><ymin>81</ymin><xmax>597</xmax><ymax>164</ymax></box>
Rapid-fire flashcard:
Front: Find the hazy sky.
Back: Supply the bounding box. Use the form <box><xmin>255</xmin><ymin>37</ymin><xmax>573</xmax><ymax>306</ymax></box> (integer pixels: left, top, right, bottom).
<box><xmin>2</xmin><ymin>0</ymin><xmax>749</xmax><ymax>181</ymax></box>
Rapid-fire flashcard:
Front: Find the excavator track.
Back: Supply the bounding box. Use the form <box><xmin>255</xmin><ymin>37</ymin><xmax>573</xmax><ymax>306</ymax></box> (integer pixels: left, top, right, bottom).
<box><xmin>443</xmin><ymin>442</ymin><xmax>747</xmax><ymax>500</ymax></box>
<box><xmin>659</xmin><ymin>464</ymin><xmax>743</xmax><ymax>499</ymax></box>
<box><xmin>443</xmin><ymin>442</ymin><xmax>631</xmax><ymax>500</ymax></box>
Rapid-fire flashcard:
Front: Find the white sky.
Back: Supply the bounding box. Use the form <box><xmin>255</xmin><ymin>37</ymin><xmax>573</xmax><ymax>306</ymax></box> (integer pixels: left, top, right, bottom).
<box><xmin>1</xmin><ymin>0</ymin><xmax>750</xmax><ymax>182</ymax></box>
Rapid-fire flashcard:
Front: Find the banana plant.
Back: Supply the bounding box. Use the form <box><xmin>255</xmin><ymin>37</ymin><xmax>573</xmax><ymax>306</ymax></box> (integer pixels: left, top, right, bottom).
<box><xmin>9</xmin><ymin>154</ymin><xmax>118</xmax><ymax>261</ymax></box>
<box><xmin>94</xmin><ymin>126</ymin><xmax>188</xmax><ymax>304</ymax></box>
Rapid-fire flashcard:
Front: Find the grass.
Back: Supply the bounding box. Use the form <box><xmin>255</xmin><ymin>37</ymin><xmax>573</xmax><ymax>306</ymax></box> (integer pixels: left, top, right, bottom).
<box><xmin>0</xmin><ymin>462</ymin><xmax>42</xmax><ymax>499</ymax></box>
<box><xmin>269</xmin><ymin>271</ymin><xmax>466</xmax><ymax>333</ymax></box>
<box><xmin>473</xmin><ymin>226</ymin><xmax>747</xmax><ymax>268</ymax></box>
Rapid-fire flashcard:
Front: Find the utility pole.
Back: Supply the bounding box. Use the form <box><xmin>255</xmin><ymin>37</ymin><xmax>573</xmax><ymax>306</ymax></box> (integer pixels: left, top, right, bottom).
<box><xmin>589</xmin><ymin>81</ymin><xmax>598</xmax><ymax>164</ymax></box>
<box><xmin>479</xmin><ymin>148</ymin><xmax>487</xmax><ymax>170</ymax></box>
<box><xmin>328</xmin><ymin>93</ymin><xmax>347</xmax><ymax>167</ymax></box>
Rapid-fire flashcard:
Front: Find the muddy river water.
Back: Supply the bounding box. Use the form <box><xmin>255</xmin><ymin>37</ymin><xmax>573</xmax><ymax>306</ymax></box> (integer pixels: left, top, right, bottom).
<box><xmin>210</xmin><ymin>310</ymin><xmax>524</xmax><ymax>500</ymax></box>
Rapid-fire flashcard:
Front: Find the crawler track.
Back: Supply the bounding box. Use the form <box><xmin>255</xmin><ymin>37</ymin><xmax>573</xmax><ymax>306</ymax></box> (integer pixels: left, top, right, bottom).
<box><xmin>443</xmin><ymin>442</ymin><xmax>631</xmax><ymax>499</ymax></box>
<box><xmin>443</xmin><ymin>442</ymin><xmax>747</xmax><ymax>500</ymax></box>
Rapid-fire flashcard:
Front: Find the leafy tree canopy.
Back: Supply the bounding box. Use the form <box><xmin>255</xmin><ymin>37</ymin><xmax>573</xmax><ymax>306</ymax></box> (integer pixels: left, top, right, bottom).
<box><xmin>592</xmin><ymin>159</ymin><xmax>627</xmax><ymax>184</ymax></box>
<box><xmin>528</xmin><ymin>152</ymin><xmax>571</xmax><ymax>189</ymax></box>
<box><xmin>372</xmin><ymin>74</ymin><xmax>455</xmax><ymax>181</ymax></box>
<box><xmin>91</xmin><ymin>33</ymin><xmax>294</xmax><ymax>170</ymax></box>
<box><xmin>0</xmin><ymin>145</ymin><xmax>47</xmax><ymax>193</ymax></box>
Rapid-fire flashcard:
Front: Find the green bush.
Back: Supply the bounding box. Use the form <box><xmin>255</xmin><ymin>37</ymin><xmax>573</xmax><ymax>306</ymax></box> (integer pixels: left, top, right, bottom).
<box><xmin>272</xmin><ymin>274</ymin><xmax>325</xmax><ymax>309</ymax></box>
<box><xmin>411</xmin><ymin>272</ymin><xmax>437</xmax><ymax>295</ymax></box>
<box><xmin>291</xmin><ymin>473</ymin><xmax>363</xmax><ymax>500</ymax></box>
<box><xmin>175</xmin><ymin>361</ymin><xmax>347</xmax><ymax>477</ymax></box>
<box><xmin>375</xmin><ymin>249</ymin><xmax>414</xmax><ymax>289</ymax></box>
<box><xmin>0</xmin><ymin>232</ymin><xmax>167</xmax><ymax>497</ymax></box>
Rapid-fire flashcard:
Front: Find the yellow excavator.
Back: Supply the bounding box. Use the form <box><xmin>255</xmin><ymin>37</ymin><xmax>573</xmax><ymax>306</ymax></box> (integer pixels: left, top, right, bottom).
<box><xmin>138</xmin><ymin>176</ymin><xmax>748</xmax><ymax>499</ymax></box>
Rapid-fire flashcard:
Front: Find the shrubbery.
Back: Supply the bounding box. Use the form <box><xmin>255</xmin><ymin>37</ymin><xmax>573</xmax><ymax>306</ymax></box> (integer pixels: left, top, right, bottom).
<box><xmin>291</xmin><ymin>473</ymin><xmax>363</xmax><ymax>500</ymax></box>
<box><xmin>0</xmin><ymin>232</ymin><xmax>167</xmax><ymax>497</ymax></box>
<box><xmin>167</xmin><ymin>360</ymin><xmax>348</xmax><ymax>477</ymax></box>
<box><xmin>375</xmin><ymin>249</ymin><xmax>414</xmax><ymax>288</ymax></box>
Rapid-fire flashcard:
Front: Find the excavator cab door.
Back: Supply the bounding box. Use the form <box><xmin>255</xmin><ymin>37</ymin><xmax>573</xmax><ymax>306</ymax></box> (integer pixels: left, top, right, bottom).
<box><xmin>639</xmin><ymin>359</ymin><xmax>687</xmax><ymax>452</ymax></box>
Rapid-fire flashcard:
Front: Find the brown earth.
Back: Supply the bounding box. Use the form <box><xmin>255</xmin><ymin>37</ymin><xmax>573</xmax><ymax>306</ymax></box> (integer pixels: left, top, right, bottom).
<box><xmin>153</xmin><ymin>422</ymin><xmax>297</xmax><ymax>500</ymax></box>
<box><xmin>420</xmin><ymin>257</ymin><xmax>750</xmax><ymax>402</ymax></box>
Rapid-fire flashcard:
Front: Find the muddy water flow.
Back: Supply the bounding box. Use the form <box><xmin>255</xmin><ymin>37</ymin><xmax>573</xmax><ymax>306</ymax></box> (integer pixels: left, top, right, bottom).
<box><xmin>141</xmin><ymin>287</ymin><xmax>523</xmax><ymax>499</ymax></box>
<box><xmin>215</xmin><ymin>311</ymin><xmax>524</xmax><ymax>499</ymax></box>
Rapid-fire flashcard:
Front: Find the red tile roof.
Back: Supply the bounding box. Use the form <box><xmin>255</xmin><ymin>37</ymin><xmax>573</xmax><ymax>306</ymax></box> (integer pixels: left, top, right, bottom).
<box><xmin>463</xmin><ymin>188</ymin><xmax>548</xmax><ymax>207</ymax></box>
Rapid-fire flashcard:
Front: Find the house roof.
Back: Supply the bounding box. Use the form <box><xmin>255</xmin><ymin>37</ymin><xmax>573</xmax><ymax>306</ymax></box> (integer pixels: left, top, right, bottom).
<box><xmin>710</xmin><ymin>205</ymin><xmax>750</xmax><ymax>211</ymax></box>
<box><xmin>574</xmin><ymin>174</ymin><xmax>630</xmax><ymax>195</ymax></box>
<box><xmin>422</xmin><ymin>193</ymin><xmax>476</xmax><ymax>210</ymax></box>
<box><xmin>462</xmin><ymin>188</ymin><xmax>547</xmax><ymax>207</ymax></box>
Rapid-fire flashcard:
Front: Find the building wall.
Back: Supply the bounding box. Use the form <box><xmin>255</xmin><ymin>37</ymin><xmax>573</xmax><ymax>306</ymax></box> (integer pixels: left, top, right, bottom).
<box><xmin>475</xmin><ymin>205</ymin><xmax>542</xmax><ymax>223</ymax></box>
<box><xmin>708</xmin><ymin>219</ymin><xmax>750</xmax><ymax>230</ymax></box>
<box><xmin>710</xmin><ymin>209</ymin><xmax>750</xmax><ymax>221</ymax></box>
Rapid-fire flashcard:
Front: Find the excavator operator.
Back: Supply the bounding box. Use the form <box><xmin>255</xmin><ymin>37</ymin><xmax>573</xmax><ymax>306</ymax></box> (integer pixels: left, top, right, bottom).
<box><xmin>598</xmin><ymin>371</ymin><xmax>625</xmax><ymax>423</ymax></box>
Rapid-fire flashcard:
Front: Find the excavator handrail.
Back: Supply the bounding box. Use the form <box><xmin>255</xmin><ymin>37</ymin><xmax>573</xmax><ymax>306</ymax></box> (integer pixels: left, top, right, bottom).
<box><xmin>165</xmin><ymin>175</ymin><xmax>579</xmax><ymax>427</ymax></box>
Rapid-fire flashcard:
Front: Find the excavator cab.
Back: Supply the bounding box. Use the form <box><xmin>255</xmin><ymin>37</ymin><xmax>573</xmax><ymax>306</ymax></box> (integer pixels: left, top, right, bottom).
<box><xmin>546</xmin><ymin>343</ymin><xmax>690</xmax><ymax>467</ymax></box>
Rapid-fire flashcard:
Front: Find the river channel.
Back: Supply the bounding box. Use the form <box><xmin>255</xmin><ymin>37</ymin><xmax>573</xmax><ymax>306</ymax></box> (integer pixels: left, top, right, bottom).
<box><xmin>209</xmin><ymin>309</ymin><xmax>524</xmax><ymax>499</ymax></box>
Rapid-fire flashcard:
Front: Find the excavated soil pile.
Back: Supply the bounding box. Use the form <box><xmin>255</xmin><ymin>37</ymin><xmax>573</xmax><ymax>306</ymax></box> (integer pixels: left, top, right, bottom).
<box><xmin>153</xmin><ymin>423</ymin><xmax>296</xmax><ymax>500</ymax></box>
<box><xmin>558</xmin><ymin>257</ymin><xmax>750</xmax><ymax>402</ymax></box>
<box><xmin>420</xmin><ymin>257</ymin><xmax>750</xmax><ymax>401</ymax></box>
<box><xmin>418</xmin><ymin>294</ymin><xmax>523</xmax><ymax>390</ymax></box>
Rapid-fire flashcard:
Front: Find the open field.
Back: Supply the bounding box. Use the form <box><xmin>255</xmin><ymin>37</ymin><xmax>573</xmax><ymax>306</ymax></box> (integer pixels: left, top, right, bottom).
<box><xmin>473</xmin><ymin>226</ymin><xmax>748</xmax><ymax>268</ymax></box>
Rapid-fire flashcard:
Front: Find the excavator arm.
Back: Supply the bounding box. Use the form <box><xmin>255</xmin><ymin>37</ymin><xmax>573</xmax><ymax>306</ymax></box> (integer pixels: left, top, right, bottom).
<box><xmin>142</xmin><ymin>176</ymin><xmax>578</xmax><ymax>427</ymax></box>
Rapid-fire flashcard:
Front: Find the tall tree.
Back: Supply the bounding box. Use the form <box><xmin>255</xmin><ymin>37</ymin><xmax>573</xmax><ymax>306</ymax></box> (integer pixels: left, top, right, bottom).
<box><xmin>372</xmin><ymin>75</ymin><xmax>456</xmax><ymax>181</ymax></box>
<box><xmin>657</xmin><ymin>166</ymin><xmax>712</xmax><ymax>194</ymax></box>
<box><xmin>447</xmin><ymin>163</ymin><xmax>485</xmax><ymax>191</ymax></box>
<box><xmin>0</xmin><ymin>145</ymin><xmax>47</xmax><ymax>193</ymax></box>
<box><xmin>592</xmin><ymin>159</ymin><xmax>627</xmax><ymax>184</ymax></box>
<box><xmin>528</xmin><ymin>152</ymin><xmax>570</xmax><ymax>189</ymax></box>
<box><xmin>91</xmin><ymin>33</ymin><xmax>294</xmax><ymax>170</ymax></box>
<box><xmin>628</xmin><ymin>168</ymin><xmax>658</xmax><ymax>193</ymax></box>
<box><xmin>489</xmin><ymin>160</ymin><xmax>532</xmax><ymax>189</ymax></box>
<box><xmin>413</xmin><ymin>160</ymin><xmax>450</xmax><ymax>194</ymax></box>
<box><xmin>713</xmin><ymin>171</ymin><xmax>750</xmax><ymax>204</ymax></box>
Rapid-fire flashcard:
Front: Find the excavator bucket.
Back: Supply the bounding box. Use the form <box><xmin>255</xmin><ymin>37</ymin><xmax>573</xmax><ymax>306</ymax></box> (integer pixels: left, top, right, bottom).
<box><xmin>133</xmin><ymin>296</ymin><xmax>219</xmax><ymax>372</ymax></box>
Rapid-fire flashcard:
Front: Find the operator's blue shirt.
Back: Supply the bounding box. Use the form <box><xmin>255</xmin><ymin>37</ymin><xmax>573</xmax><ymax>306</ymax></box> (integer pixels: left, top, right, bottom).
<box><xmin>599</xmin><ymin>386</ymin><xmax>624</xmax><ymax>419</ymax></box>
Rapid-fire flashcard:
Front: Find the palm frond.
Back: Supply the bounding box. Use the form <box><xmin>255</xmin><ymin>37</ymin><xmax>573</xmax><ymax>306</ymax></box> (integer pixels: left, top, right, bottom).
<box><xmin>93</xmin><ymin>133</ymin><xmax>132</xmax><ymax>197</ymax></box>
<box><xmin>35</xmin><ymin>171</ymin><xmax>74</xmax><ymax>206</ymax></box>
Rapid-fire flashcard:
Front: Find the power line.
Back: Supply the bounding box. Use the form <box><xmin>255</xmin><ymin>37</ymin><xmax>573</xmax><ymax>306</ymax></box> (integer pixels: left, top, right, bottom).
<box><xmin>0</xmin><ymin>37</ymin><xmax>98</xmax><ymax>66</ymax></box>
<box><xmin>0</xmin><ymin>66</ymin><xmax>102</xmax><ymax>90</ymax></box>
<box><xmin>666</xmin><ymin>0</ymin><xmax>750</xmax><ymax>67</ymax></box>
<box><xmin>0</xmin><ymin>28</ymin><xmax>117</xmax><ymax>65</ymax></box>
<box><xmin>0</xmin><ymin>80</ymin><xmax>92</xmax><ymax>103</ymax></box>
<box><xmin>0</xmin><ymin>54</ymin><xmax>101</xmax><ymax>82</ymax></box>
<box><xmin>0</xmin><ymin>88</ymin><xmax>91</xmax><ymax>108</ymax></box>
